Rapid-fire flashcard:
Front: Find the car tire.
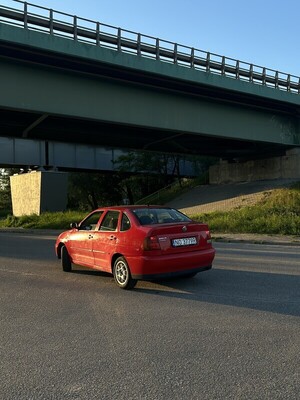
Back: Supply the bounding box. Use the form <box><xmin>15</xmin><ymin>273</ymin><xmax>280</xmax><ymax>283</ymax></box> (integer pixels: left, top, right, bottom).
<box><xmin>113</xmin><ymin>256</ymin><xmax>137</xmax><ymax>290</ymax></box>
<box><xmin>61</xmin><ymin>245</ymin><xmax>72</xmax><ymax>272</ymax></box>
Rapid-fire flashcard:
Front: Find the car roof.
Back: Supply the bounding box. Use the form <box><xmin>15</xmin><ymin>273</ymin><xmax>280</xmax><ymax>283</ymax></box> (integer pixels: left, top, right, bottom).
<box><xmin>95</xmin><ymin>205</ymin><xmax>170</xmax><ymax>211</ymax></box>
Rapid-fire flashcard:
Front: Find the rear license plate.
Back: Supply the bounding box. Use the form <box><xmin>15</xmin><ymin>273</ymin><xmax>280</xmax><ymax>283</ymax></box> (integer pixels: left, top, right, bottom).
<box><xmin>172</xmin><ymin>237</ymin><xmax>197</xmax><ymax>247</ymax></box>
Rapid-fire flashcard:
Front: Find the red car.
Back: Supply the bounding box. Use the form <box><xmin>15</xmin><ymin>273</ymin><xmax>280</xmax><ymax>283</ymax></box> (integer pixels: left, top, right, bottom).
<box><xmin>55</xmin><ymin>206</ymin><xmax>215</xmax><ymax>289</ymax></box>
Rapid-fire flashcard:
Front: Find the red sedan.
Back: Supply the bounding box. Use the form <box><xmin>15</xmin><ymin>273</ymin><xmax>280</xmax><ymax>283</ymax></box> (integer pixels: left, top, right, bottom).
<box><xmin>55</xmin><ymin>205</ymin><xmax>215</xmax><ymax>289</ymax></box>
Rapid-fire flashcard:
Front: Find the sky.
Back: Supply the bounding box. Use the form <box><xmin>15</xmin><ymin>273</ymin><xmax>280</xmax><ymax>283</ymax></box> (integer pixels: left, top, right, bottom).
<box><xmin>1</xmin><ymin>0</ymin><xmax>300</xmax><ymax>77</ymax></box>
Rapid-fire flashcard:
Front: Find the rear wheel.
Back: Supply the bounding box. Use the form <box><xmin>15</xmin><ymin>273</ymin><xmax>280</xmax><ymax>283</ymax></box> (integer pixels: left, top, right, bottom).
<box><xmin>113</xmin><ymin>257</ymin><xmax>137</xmax><ymax>290</ymax></box>
<box><xmin>61</xmin><ymin>245</ymin><xmax>72</xmax><ymax>272</ymax></box>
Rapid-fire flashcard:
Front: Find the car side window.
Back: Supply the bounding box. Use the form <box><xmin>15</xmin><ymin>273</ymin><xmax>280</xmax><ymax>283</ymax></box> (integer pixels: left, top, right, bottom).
<box><xmin>121</xmin><ymin>213</ymin><xmax>131</xmax><ymax>231</ymax></box>
<box><xmin>79</xmin><ymin>211</ymin><xmax>103</xmax><ymax>231</ymax></box>
<box><xmin>99</xmin><ymin>211</ymin><xmax>120</xmax><ymax>231</ymax></box>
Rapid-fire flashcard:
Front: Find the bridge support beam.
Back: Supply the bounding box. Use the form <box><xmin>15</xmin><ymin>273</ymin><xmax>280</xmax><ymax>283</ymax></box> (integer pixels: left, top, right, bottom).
<box><xmin>10</xmin><ymin>171</ymin><xmax>68</xmax><ymax>216</ymax></box>
<box><xmin>209</xmin><ymin>148</ymin><xmax>300</xmax><ymax>184</ymax></box>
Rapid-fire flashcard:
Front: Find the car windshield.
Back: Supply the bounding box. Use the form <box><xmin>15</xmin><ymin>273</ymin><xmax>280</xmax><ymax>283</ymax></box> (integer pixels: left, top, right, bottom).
<box><xmin>132</xmin><ymin>208</ymin><xmax>191</xmax><ymax>225</ymax></box>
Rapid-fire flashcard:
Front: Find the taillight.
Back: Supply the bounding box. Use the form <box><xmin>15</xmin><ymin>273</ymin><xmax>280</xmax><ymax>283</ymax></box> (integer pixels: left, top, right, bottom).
<box><xmin>143</xmin><ymin>235</ymin><xmax>161</xmax><ymax>251</ymax></box>
<box><xmin>206</xmin><ymin>230</ymin><xmax>212</xmax><ymax>244</ymax></box>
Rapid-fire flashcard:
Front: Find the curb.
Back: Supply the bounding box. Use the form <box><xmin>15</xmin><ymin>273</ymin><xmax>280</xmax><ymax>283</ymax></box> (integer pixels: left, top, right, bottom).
<box><xmin>0</xmin><ymin>228</ymin><xmax>62</xmax><ymax>235</ymax></box>
<box><xmin>212</xmin><ymin>234</ymin><xmax>300</xmax><ymax>246</ymax></box>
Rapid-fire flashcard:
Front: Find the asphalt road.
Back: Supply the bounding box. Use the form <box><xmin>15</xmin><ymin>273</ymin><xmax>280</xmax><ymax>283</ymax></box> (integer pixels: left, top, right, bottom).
<box><xmin>0</xmin><ymin>232</ymin><xmax>299</xmax><ymax>400</ymax></box>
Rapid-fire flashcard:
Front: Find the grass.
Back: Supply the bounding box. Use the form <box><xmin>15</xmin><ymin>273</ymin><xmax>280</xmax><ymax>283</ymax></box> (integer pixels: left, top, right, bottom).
<box><xmin>0</xmin><ymin>183</ymin><xmax>299</xmax><ymax>234</ymax></box>
<box><xmin>0</xmin><ymin>210</ymin><xmax>87</xmax><ymax>230</ymax></box>
<box><xmin>191</xmin><ymin>184</ymin><xmax>300</xmax><ymax>235</ymax></box>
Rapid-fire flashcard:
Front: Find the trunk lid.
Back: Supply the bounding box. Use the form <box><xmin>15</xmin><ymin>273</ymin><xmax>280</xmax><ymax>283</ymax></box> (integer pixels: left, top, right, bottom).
<box><xmin>144</xmin><ymin>222</ymin><xmax>212</xmax><ymax>254</ymax></box>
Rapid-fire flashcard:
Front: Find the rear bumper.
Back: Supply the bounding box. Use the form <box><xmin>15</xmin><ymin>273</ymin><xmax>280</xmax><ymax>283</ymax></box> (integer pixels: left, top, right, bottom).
<box><xmin>128</xmin><ymin>248</ymin><xmax>215</xmax><ymax>280</ymax></box>
<box><xmin>132</xmin><ymin>264</ymin><xmax>212</xmax><ymax>280</ymax></box>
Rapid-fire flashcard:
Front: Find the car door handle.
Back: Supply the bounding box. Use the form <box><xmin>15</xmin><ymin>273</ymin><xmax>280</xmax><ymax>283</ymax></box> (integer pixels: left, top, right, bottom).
<box><xmin>109</xmin><ymin>235</ymin><xmax>117</xmax><ymax>240</ymax></box>
<box><xmin>88</xmin><ymin>234</ymin><xmax>94</xmax><ymax>239</ymax></box>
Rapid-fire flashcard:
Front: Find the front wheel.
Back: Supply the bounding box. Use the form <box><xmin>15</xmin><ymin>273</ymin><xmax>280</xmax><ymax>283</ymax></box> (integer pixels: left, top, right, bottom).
<box><xmin>61</xmin><ymin>245</ymin><xmax>72</xmax><ymax>272</ymax></box>
<box><xmin>113</xmin><ymin>257</ymin><xmax>137</xmax><ymax>290</ymax></box>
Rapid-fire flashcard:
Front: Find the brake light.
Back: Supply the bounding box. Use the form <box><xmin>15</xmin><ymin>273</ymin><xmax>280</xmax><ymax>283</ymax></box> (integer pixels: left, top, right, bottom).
<box><xmin>206</xmin><ymin>230</ymin><xmax>212</xmax><ymax>244</ymax></box>
<box><xmin>143</xmin><ymin>235</ymin><xmax>161</xmax><ymax>250</ymax></box>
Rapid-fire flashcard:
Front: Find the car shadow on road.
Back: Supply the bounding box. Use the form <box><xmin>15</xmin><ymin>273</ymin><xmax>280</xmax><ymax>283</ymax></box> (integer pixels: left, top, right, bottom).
<box><xmin>67</xmin><ymin>265</ymin><xmax>300</xmax><ymax>317</ymax></box>
<box><xmin>135</xmin><ymin>268</ymin><xmax>300</xmax><ymax>317</ymax></box>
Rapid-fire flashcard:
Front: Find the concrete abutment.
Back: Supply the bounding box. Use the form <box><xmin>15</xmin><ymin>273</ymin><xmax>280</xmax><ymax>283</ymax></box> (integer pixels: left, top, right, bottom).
<box><xmin>209</xmin><ymin>148</ymin><xmax>300</xmax><ymax>184</ymax></box>
<box><xmin>10</xmin><ymin>171</ymin><xmax>68</xmax><ymax>216</ymax></box>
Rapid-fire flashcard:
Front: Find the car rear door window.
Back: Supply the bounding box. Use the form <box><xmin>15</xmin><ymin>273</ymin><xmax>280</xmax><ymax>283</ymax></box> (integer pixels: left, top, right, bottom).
<box><xmin>99</xmin><ymin>211</ymin><xmax>120</xmax><ymax>231</ymax></box>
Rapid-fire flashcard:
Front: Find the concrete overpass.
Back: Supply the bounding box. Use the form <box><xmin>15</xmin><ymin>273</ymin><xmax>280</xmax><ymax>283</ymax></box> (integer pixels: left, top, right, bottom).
<box><xmin>0</xmin><ymin>0</ymin><xmax>299</xmax><ymax>169</ymax></box>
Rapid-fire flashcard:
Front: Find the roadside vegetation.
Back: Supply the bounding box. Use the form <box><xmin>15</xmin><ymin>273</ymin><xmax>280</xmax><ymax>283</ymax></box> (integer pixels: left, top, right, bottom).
<box><xmin>0</xmin><ymin>211</ymin><xmax>86</xmax><ymax>230</ymax></box>
<box><xmin>192</xmin><ymin>183</ymin><xmax>300</xmax><ymax>235</ymax></box>
<box><xmin>0</xmin><ymin>152</ymin><xmax>212</xmax><ymax>231</ymax></box>
<box><xmin>1</xmin><ymin>158</ymin><xmax>300</xmax><ymax>234</ymax></box>
<box><xmin>0</xmin><ymin>183</ymin><xmax>299</xmax><ymax>235</ymax></box>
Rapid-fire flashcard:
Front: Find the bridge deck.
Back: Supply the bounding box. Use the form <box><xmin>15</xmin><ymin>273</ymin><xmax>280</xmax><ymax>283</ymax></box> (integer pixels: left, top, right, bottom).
<box><xmin>0</xmin><ymin>0</ymin><xmax>299</xmax><ymax>97</ymax></box>
<box><xmin>0</xmin><ymin>0</ymin><xmax>299</xmax><ymax>170</ymax></box>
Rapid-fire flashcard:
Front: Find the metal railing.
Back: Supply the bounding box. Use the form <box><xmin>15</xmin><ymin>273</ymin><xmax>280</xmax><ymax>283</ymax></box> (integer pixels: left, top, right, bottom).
<box><xmin>1</xmin><ymin>0</ymin><xmax>299</xmax><ymax>94</ymax></box>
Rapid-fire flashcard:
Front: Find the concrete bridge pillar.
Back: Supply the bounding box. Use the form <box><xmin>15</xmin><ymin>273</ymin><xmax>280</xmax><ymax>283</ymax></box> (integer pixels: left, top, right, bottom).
<box><xmin>209</xmin><ymin>148</ymin><xmax>300</xmax><ymax>184</ymax></box>
<box><xmin>10</xmin><ymin>171</ymin><xmax>68</xmax><ymax>216</ymax></box>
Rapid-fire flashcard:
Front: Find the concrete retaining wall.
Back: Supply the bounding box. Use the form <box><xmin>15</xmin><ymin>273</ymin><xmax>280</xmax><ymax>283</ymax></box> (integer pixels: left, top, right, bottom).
<box><xmin>209</xmin><ymin>148</ymin><xmax>300</xmax><ymax>184</ymax></box>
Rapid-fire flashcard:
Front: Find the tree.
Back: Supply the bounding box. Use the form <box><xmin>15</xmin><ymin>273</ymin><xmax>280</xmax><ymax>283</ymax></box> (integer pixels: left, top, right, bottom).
<box><xmin>68</xmin><ymin>172</ymin><xmax>123</xmax><ymax>210</ymax></box>
<box><xmin>0</xmin><ymin>168</ymin><xmax>18</xmax><ymax>212</ymax></box>
<box><xmin>114</xmin><ymin>151</ymin><xmax>183</xmax><ymax>202</ymax></box>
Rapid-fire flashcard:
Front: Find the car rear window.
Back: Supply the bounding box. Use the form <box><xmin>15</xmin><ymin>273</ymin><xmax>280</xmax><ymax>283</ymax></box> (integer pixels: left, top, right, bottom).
<box><xmin>132</xmin><ymin>208</ymin><xmax>191</xmax><ymax>225</ymax></box>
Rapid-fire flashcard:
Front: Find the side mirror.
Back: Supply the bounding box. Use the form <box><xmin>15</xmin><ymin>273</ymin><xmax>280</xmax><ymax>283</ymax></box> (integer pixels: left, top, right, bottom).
<box><xmin>70</xmin><ymin>222</ymin><xmax>78</xmax><ymax>229</ymax></box>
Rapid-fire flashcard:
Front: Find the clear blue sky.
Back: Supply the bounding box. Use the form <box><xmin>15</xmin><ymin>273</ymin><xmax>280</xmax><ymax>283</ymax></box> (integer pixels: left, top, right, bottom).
<box><xmin>2</xmin><ymin>0</ymin><xmax>300</xmax><ymax>76</ymax></box>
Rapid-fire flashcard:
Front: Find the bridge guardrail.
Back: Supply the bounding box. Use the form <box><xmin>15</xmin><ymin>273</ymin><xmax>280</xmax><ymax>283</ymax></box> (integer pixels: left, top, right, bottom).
<box><xmin>0</xmin><ymin>0</ymin><xmax>299</xmax><ymax>94</ymax></box>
